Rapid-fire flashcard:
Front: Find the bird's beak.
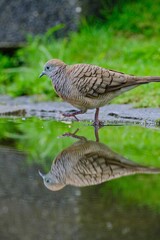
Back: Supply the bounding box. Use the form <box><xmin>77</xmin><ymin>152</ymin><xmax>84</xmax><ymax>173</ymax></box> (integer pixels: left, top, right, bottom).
<box><xmin>38</xmin><ymin>170</ymin><xmax>45</xmax><ymax>179</ymax></box>
<box><xmin>39</xmin><ymin>71</ymin><xmax>46</xmax><ymax>78</ymax></box>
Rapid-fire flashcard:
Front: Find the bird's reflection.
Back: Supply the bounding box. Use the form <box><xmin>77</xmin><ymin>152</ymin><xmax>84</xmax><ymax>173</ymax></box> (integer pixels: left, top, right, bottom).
<box><xmin>39</xmin><ymin>130</ymin><xmax>160</xmax><ymax>191</ymax></box>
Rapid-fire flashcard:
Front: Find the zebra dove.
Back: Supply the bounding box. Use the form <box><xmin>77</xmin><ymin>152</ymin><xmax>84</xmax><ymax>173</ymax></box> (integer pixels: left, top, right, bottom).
<box><xmin>40</xmin><ymin>59</ymin><xmax>160</xmax><ymax>125</ymax></box>
<box><xmin>39</xmin><ymin>132</ymin><xmax>160</xmax><ymax>191</ymax></box>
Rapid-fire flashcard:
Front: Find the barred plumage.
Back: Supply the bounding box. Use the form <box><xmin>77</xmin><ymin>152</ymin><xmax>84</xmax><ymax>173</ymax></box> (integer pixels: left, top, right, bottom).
<box><xmin>40</xmin><ymin>59</ymin><xmax>160</xmax><ymax>125</ymax></box>
<box><xmin>39</xmin><ymin>135</ymin><xmax>160</xmax><ymax>191</ymax></box>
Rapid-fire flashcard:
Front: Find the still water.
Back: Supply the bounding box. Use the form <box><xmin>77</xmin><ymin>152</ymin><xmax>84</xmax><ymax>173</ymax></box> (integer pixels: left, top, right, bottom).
<box><xmin>0</xmin><ymin>118</ymin><xmax>160</xmax><ymax>240</ymax></box>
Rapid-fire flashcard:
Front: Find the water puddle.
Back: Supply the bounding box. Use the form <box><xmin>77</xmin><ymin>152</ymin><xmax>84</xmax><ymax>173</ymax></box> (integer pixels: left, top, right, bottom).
<box><xmin>0</xmin><ymin>118</ymin><xmax>160</xmax><ymax>240</ymax></box>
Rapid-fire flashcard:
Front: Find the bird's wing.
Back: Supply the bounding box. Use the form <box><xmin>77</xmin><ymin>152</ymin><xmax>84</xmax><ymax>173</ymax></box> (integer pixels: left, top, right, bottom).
<box><xmin>68</xmin><ymin>64</ymin><xmax>137</xmax><ymax>98</ymax></box>
<box><xmin>70</xmin><ymin>152</ymin><xmax>141</xmax><ymax>186</ymax></box>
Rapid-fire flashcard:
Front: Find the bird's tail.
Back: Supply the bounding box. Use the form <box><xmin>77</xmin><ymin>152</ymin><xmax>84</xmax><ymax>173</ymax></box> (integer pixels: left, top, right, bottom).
<box><xmin>118</xmin><ymin>155</ymin><xmax>160</xmax><ymax>175</ymax></box>
<box><xmin>137</xmin><ymin>76</ymin><xmax>160</xmax><ymax>83</ymax></box>
<box><xmin>135</xmin><ymin>165</ymin><xmax>160</xmax><ymax>175</ymax></box>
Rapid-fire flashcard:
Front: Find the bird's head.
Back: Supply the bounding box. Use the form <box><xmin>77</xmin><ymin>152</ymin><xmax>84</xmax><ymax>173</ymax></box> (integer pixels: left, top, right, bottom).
<box><xmin>39</xmin><ymin>59</ymin><xmax>66</xmax><ymax>78</ymax></box>
<box><xmin>38</xmin><ymin>170</ymin><xmax>65</xmax><ymax>191</ymax></box>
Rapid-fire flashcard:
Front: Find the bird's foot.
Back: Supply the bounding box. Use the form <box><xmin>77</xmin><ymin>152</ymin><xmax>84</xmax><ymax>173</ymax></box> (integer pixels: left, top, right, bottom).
<box><xmin>92</xmin><ymin>120</ymin><xmax>104</xmax><ymax>129</ymax></box>
<box><xmin>60</xmin><ymin>110</ymin><xmax>84</xmax><ymax>121</ymax></box>
<box><xmin>59</xmin><ymin>129</ymin><xmax>86</xmax><ymax>141</ymax></box>
<box><xmin>92</xmin><ymin>120</ymin><xmax>104</xmax><ymax>142</ymax></box>
<box><xmin>62</xmin><ymin>128</ymin><xmax>79</xmax><ymax>138</ymax></box>
<box><xmin>92</xmin><ymin>108</ymin><xmax>104</xmax><ymax>129</ymax></box>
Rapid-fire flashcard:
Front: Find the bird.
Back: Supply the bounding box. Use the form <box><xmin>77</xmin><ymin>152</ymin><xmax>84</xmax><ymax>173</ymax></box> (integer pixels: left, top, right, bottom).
<box><xmin>39</xmin><ymin>59</ymin><xmax>160</xmax><ymax>126</ymax></box>
<box><xmin>39</xmin><ymin>132</ymin><xmax>160</xmax><ymax>191</ymax></box>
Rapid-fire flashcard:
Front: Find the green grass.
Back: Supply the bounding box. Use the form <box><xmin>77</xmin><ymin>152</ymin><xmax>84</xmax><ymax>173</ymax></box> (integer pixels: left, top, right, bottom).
<box><xmin>1</xmin><ymin>0</ymin><xmax>160</xmax><ymax>107</ymax></box>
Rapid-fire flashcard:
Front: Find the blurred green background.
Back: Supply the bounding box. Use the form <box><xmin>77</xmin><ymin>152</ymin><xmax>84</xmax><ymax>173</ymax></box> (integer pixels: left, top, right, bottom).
<box><xmin>1</xmin><ymin>0</ymin><xmax>160</xmax><ymax>107</ymax></box>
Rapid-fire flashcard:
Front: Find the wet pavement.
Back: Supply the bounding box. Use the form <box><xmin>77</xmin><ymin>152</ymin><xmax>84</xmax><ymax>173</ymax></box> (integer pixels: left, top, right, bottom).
<box><xmin>0</xmin><ymin>95</ymin><xmax>160</xmax><ymax>128</ymax></box>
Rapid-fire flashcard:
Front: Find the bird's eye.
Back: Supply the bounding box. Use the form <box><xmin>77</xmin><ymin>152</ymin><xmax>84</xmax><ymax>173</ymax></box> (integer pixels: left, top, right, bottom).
<box><xmin>45</xmin><ymin>178</ymin><xmax>51</xmax><ymax>183</ymax></box>
<box><xmin>46</xmin><ymin>66</ymin><xmax>50</xmax><ymax>70</ymax></box>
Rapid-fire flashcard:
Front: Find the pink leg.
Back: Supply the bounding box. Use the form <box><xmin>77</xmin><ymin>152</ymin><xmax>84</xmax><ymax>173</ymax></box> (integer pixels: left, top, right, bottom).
<box><xmin>93</xmin><ymin>108</ymin><xmax>105</xmax><ymax>141</ymax></box>
<box><xmin>61</xmin><ymin>129</ymin><xmax>86</xmax><ymax>141</ymax></box>
<box><xmin>90</xmin><ymin>108</ymin><xmax>99</xmax><ymax>142</ymax></box>
<box><xmin>93</xmin><ymin>108</ymin><xmax>104</xmax><ymax>127</ymax></box>
<box><xmin>61</xmin><ymin>110</ymin><xmax>85</xmax><ymax>121</ymax></box>
<box><xmin>94</xmin><ymin>126</ymin><xmax>99</xmax><ymax>142</ymax></box>
<box><xmin>94</xmin><ymin>108</ymin><xmax>100</xmax><ymax>126</ymax></box>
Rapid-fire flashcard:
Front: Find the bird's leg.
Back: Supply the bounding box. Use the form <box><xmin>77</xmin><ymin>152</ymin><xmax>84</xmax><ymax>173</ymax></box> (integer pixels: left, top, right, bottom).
<box><xmin>93</xmin><ymin>108</ymin><xmax>104</xmax><ymax>127</ymax></box>
<box><xmin>62</xmin><ymin>128</ymin><xmax>80</xmax><ymax>138</ymax></box>
<box><xmin>59</xmin><ymin>128</ymin><xmax>87</xmax><ymax>141</ymax></box>
<box><xmin>61</xmin><ymin>110</ymin><xmax>85</xmax><ymax>121</ymax></box>
<box><xmin>94</xmin><ymin>126</ymin><xmax>99</xmax><ymax>142</ymax></box>
<box><xmin>92</xmin><ymin>108</ymin><xmax>105</xmax><ymax>142</ymax></box>
<box><xmin>94</xmin><ymin>108</ymin><xmax>100</xmax><ymax>126</ymax></box>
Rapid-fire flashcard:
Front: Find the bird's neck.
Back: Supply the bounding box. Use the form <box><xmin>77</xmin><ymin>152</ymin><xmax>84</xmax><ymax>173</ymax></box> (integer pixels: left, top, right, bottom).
<box><xmin>50</xmin><ymin>66</ymin><xmax>67</xmax><ymax>93</ymax></box>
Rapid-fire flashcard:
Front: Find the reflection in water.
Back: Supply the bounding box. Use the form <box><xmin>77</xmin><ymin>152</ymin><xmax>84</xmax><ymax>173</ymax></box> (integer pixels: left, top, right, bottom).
<box><xmin>1</xmin><ymin>119</ymin><xmax>160</xmax><ymax>240</ymax></box>
<box><xmin>39</xmin><ymin>131</ymin><xmax>160</xmax><ymax>191</ymax></box>
<box><xmin>1</xmin><ymin>144</ymin><xmax>160</xmax><ymax>240</ymax></box>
